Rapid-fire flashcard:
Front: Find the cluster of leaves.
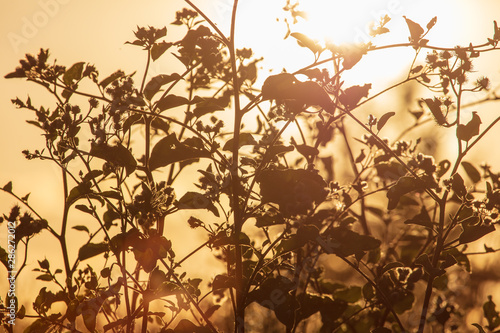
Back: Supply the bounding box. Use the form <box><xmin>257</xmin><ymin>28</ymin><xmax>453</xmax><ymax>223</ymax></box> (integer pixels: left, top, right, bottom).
<box><xmin>2</xmin><ymin>2</ymin><xmax>500</xmax><ymax>333</ymax></box>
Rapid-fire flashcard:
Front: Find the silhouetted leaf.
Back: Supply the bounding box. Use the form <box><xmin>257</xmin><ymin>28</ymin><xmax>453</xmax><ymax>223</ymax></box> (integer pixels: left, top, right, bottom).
<box><xmin>3</xmin><ymin>181</ymin><xmax>13</xmax><ymax>193</ymax></box>
<box><xmin>90</xmin><ymin>142</ymin><xmax>137</xmax><ymax>176</ymax></box>
<box><xmin>192</xmin><ymin>99</ymin><xmax>225</xmax><ymax>118</ymax></box>
<box><xmin>339</xmin><ymin>84</ymin><xmax>371</xmax><ymax>110</ymax></box>
<box><xmin>36</xmin><ymin>273</ymin><xmax>53</xmax><ymax>281</ymax></box>
<box><xmin>75</xmin><ymin>204</ymin><xmax>93</xmax><ymax>215</ymax></box>
<box><xmin>427</xmin><ymin>16</ymin><xmax>437</xmax><ymax>30</ymax></box>
<box><xmin>149</xmin><ymin>133</ymin><xmax>210</xmax><ymax>170</ymax></box>
<box><xmin>377</xmin><ymin>111</ymin><xmax>396</xmax><ymax>131</ymax></box>
<box><xmin>255</xmin><ymin>209</ymin><xmax>285</xmax><ymax>227</ymax></box>
<box><xmin>290</xmin><ymin>32</ymin><xmax>322</xmax><ymax>54</ymax></box>
<box><xmin>72</xmin><ymin>225</ymin><xmax>90</xmax><ymax>233</ymax></box>
<box><xmin>0</xmin><ymin>247</ymin><xmax>9</xmax><ymax>270</ymax></box>
<box><xmin>82</xmin><ymin>306</ymin><xmax>97</xmax><ymax>332</ymax></box>
<box><xmin>177</xmin><ymin>192</ymin><xmax>219</xmax><ymax>217</ymax></box>
<box><xmin>295</xmin><ymin>143</ymin><xmax>319</xmax><ymax>159</ymax></box>
<box><xmin>423</xmin><ymin>98</ymin><xmax>446</xmax><ymax>125</ymax></box>
<box><xmin>457</xmin><ymin>112</ymin><xmax>481</xmax><ymax>142</ymax></box>
<box><xmin>323</xmin><ymin>227</ymin><xmax>381</xmax><ymax>257</ymax></box>
<box><xmin>78</xmin><ymin>242</ymin><xmax>108</xmax><ymax>261</ymax></box>
<box><xmin>143</xmin><ymin>73</ymin><xmax>181</xmax><ymax>100</ymax></box>
<box><xmin>276</xmin><ymin>225</ymin><xmax>319</xmax><ymax>255</ymax></box>
<box><xmin>261</xmin><ymin>73</ymin><xmax>296</xmax><ymax>101</ymax></box>
<box><xmin>212</xmin><ymin>274</ymin><xmax>235</xmax><ymax>290</ymax></box>
<box><xmin>156</xmin><ymin>94</ymin><xmax>189</xmax><ymax>111</ymax></box>
<box><xmin>247</xmin><ymin>276</ymin><xmax>297</xmax><ymax>329</ymax></box>
<box><xmin>67</xmin><ymin>182</ymin><xmax>93</xmax><ymax>206</ymax></box>
<box><xmin>99</xmin><ymin>70</ymin><xmax>125</xmax><ymax>88</ymax></box>
<box><xmin>451</xmin><ymin>173</ymin><xmax>467</xmax><ymax>198</ymax></box>
<box><xmin>82</xmin><ymin>170</ymin><xmax>103</xmax><ymax>182</ymax></box>
<box><xmin>393</xmin><ymin>290</ymin><xmax>415</xmax><ymax>314</ymax></box>
<box><xmin>340</xmin><ymin>44</ymin><xmax>368</xmax><ymax>70</ymax></box>
<box><xmin>482</xmin><ymin>296</ymin><xmax>500</xmax><ymax>331</ymax></box>
<box><xmin>472</xmin><ymin>323</ymin><xmax>487</xmax><ymax>333</ymax></box>
<box><xmin>404</xmin><ymin>16</ymin><xmax>424</xmax><ymax>43</ymax></box>
<box><xmin>258</xmin><ymin>169</ymin><xmax>328</xmax><ymax>217</ymax></box>
<box><xmin>292</xmin><ymin>81</ymin><xmax>334</xmax><ymax>113</ymax></box>
<box><xmin>63</xmin><ymin>62</ymin><xmax>85</xmax><ymax>86</ymax></box>
<box><xmin>151</xmin><ymin>41</ymin><xmax>173</xmax><ymax>61</ymax></box>
<box><xmin>404</xmin><ymin>205</ymin><xmax>433</xmax><ymax>229</ymax></box>
<box><xmin>436</xmin><ymin>159</ymin><xmax>451</xmax><ymax>178</ymax></box>
<box><xmin>461</xmin><ymin>161</ymin><xmax>482</xmax><ymax>183</ymax></box>
<box><xmin>386</xmin><ymin>176</ymin><xmax>421</xmax><ymax>210</ymax></box>
<box><xmin>333</xmin><ymin>286</ymin><xmax>362</xmax><ymax>303</ymax></box>
<box><xmin>223</xmin><ymin>133</ymin><xmax>258</xmax><ymax>151</ymax></box>
<box><xmin>459</xmin><ymin>224</ymin><xmax>495</xmax><ymax>244</ymax></box>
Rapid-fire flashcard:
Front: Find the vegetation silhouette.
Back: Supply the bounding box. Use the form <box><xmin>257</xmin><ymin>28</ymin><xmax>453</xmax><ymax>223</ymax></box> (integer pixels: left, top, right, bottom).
<box><xmin>2</xmin><ymin>2</ymin><xmax>500</xmax><ymax>332</ymax></box>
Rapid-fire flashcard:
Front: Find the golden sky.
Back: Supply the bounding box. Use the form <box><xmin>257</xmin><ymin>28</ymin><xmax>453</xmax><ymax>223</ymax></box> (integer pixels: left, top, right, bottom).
<box><xmin>1</xmin><ymin>1</ymin><xmax>500</xmax><ymax>327</ymax></box>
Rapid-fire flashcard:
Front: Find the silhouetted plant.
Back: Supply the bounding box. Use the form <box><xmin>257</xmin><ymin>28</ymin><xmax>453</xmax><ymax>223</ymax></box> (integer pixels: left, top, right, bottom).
<box><xmin>2</xmin><ymin>2</ymin><xmax>500</xmax><ymax>333</ymax></box>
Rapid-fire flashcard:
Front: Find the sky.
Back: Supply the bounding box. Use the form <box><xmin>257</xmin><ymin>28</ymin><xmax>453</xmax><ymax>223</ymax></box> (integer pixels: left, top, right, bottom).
<box><xmin>1</xmin><ymin>0</ymin><xmax>500</xmax><ymax>318</ymax></box>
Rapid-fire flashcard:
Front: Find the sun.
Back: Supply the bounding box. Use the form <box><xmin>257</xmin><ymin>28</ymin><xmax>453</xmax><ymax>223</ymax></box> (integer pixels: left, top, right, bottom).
<box><xmin>293</xmin><ymin>0</ymin><xmax>400</xmax><ymax>46</ymax></box>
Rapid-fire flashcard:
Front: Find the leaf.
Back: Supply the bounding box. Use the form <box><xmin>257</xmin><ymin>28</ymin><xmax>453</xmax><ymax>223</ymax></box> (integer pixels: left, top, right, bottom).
<box><xmin>290</xmin><ymin>32</ymin><xmax>322</xmax><ymax>54</ymax></box>
<box><xmin>82</xmin><ymin>306</ymin><xmax>97</xmax><ymax>332</ymax></box>
<box><xmin>404</xmin><ymin>16</ymin><xmax>424</xmax><ymax>43</ymax></box>
<box><xmin>17</xmin><ymin>305</ymin><xmax>26</xmax><ymax>319</ymax></box>
<box><xmin>99</xmin><ymin>70</ymin><xmax>125</xmax><ymax>88</ymax></box>
<box><xmin>67</xmin><ymin>182</ymin><xmax>93</xmax><ymax>206</ymax></box>
<box><xmin>261</xmin><ymin>73</ymin><xmax>296</xmax><ymax>101</ymax></box>
<box><xmin>36</xmin><ymin>273</ymin><xmax>53</xmax><ymax>281</ymax></box>
<box><xmin>292</xmin><ymin>81</ymin><xmax>334</xmax><ymax>113</ymax></box>
<box><xmin>205</xmin><ymin>305</ymin><xmax>221</xmax><ymax>319</ymax></box>
<box><xmin>89</xmin><ymin>142</ymin><xmax>137</xmax><ymax>176</ymax></box>
<box><xmin>436</xmin><ymin>159</ymin><xmax>451</xmax><ymax>178</ymax></box>
<box><xmin>212</xmin><ymin>274</ymin><xmax>236</xmax><ymax>291</ymax></box>
<box><xmin>72</xmin><ymin>225</ymin><xmax>90</xmax><ymax>233</ymax></box>
<box><xmin>461</xmin><ymin>161</ymin><xmax>482</xmax><ymax>183</ymax></box>
<box><xmin>3</xmin><ymin>181</ymin><xmax>13</xmax><ymax>193</ymax></box>
<box><xmin>223</xmin><ymin>133</ymin><xmax>258</xmax><ymax>151</ymax></box>
<box><xmin>276</xmin><ymin>225</ymin><xmax>319</xmax><ymax>255</ymax></box>
<box><xmin>459</xmin><ymin>224</ymin><xmax>495</xmax><ymax>244</ymax></box>
<box><xmin>457</xmin><ymin>112</ymin><xmax>481</xmax><ymax>142</ymax></box>
<box><xmin>472</xmin><ymin>323</ymin><xmax>487</xmax><ymax>333</ymax></box>
<box><xmin>82</xmin><ymin>170</ymin><xmax>103</xmax><ymax>182</ymax></box>
<box><xmin>423</xmin><ymin>98</ymin><xmax>446</xmax><ymax>125</ymax></box>
<box><xmin>339</xmin><ymin>84</ymin><xmax>371</xmax><ymax>110</ymax></box>
<box><xmin>333</xmin><ymin>286</ymin><xmax>362</xmax><ymax>303</ymax></box>
<box><xmin>323</xmin><ymin>227</ymin><xmax>381</xmax><ymax>257</ymax></box>
<box><xmin>156</xmin><ymin>94</ymin><xmax>189</xmax><ymax>112</ymax></box>
<box><xmin>151</xmin><ymin>41</ymin><xmax>173</xmax><ymax>61</ymax></box>
<box><xmin>78</xmin><ymin>242</ymin><xmax>109</xmax><ymax>261</ymax></box>
<box><xmin>255</xmin><ymin>209</ymin><xmax>285</xmax><ymax>227</ymax></box>
<box><xmin>149</xmin><ymin>133</ymin><xmax>210</xmax><ymax>170</ymax></box>
<box><xmin>427</xmin><ymin>16</ymin><xmax>437</xmax><ymax>30</ymax></box>
<box><xmin>258</xmin><ymin>169</ymin><xmax>328</xmax><ymax>217</ymax></box>
<box><xmin>404</xmin><ymin>205</ymin><xmax>433</xmax><ymax>229</ymax></box>
<box><xmin>176</xmin><ymin>192</ymin><xmax>219</xmax><ymax>217</ymax></box>
<box><xmin>63</xmin><ymin>62</ymin><xmax>85</xmax><ymax>86</ymax></box>
<box><xmin>377</xmin><ymin>111</ymin><xmax>396</xmax><ymax>131</ymax></box>
<box><xmin>192</xmin><ymin>99</ymin><xmax>225</xmax><ymax>118</ymax></box>
<box><xmin>451</xmin><ymin>173</ymin><xmax>467</xmax><ymax>198</ymax></box>
<box><xmin>386</xmin><ymin>176</ymin><xmax>421</xmax><ymax>210</ymax></box>
<box><xmin>339</xmin><ymin>44</ymin><xmax>368</xmax><ymax>70</ymax></box>
<box><xmin>75</xmin><ymin>205</ymin><xmax>93</xmax><ymax>215</ymax></box>
<box><xmin>143</xmin><ymin>74</ymin><xmax>181</xmax><ymax>101</ymax></box>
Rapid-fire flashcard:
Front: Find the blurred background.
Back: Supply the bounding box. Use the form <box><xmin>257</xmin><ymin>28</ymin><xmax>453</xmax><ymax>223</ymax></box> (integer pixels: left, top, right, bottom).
<box><xmin>1</xmin><ymin>0</ymin><xmax>500</xmax><ymax>329</ymax></box>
